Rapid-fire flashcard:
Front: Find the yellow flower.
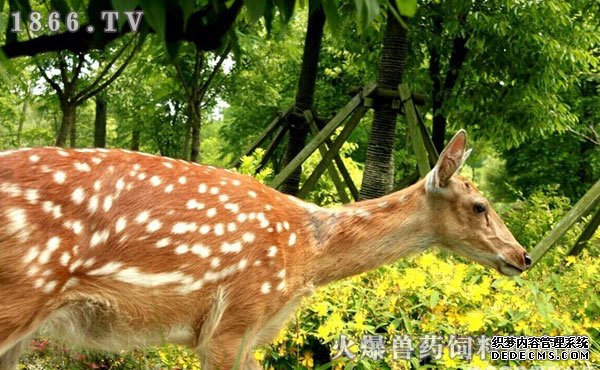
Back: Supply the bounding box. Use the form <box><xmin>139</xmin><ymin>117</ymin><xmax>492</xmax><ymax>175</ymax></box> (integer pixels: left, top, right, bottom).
<box><xmin>565</xmin><ymin>255</ymin><xmax>576</xmax><ymax>266</ymax></box>
<box><xmin>313</xmin><ymin>301</ymin><xmax>328</xmax><ymax>317</ymax></box>
<box><xmin>419</xmin><ymin>253</ymin><xmax>437</xmax><ymax>269</ymax></box>
<box><xmin>465</xmin><ymin>311</ymin><xmax>486</xmax><ymax>332</ymax></box>
<box><xmin>354</xmin><ymin>311</ymin><xmax>367</xmax><ymax>332</ymax></box>
<box><xmin>300</xmin><ymin>350</ymin><xmax>314</xmax><ymax>369</ymax></box>
<box><xmin>253</xmin><ymin>350</ymin><xmax>265</xmax><ymax>362</ymax></box>
<box><xmin>469</xmin><ymin>355</ymin><xmax>491</xmax><ymax>368</ymax></box>
<box><xmin>441</xmin><ymin>348</ymin><xmax>459</xmax><ymax>368</ymax></box>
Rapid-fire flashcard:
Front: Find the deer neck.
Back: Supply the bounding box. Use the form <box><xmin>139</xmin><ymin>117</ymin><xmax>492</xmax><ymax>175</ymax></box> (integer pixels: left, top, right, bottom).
<box><xmin>307</xmin><ymin>180</ymin><xmax>433</xmax><ymax>286</ymax></box>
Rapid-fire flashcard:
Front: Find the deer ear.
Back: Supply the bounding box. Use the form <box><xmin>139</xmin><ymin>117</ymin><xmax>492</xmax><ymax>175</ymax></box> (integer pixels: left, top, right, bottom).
<box><xmin>426</xmin><ymin>130</ymin><xmax>470</xmax><ymax>191</ymax></box>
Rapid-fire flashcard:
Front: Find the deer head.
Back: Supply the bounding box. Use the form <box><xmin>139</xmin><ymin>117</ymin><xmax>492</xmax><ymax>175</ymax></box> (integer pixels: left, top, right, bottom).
<box><xmin>424</xmin><ymin>130</ymin><xmax>531</xmax><ymax>275</ymax></box>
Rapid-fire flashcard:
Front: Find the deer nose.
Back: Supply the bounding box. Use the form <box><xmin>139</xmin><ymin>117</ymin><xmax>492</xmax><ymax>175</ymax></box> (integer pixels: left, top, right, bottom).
<box><xmin>524</xmin><ymin>253</ymin><xmax>532</xmax><ymax>269</ymax></box>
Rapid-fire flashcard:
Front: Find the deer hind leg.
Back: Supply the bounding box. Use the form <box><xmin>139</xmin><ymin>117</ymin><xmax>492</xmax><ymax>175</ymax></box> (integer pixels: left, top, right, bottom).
<box><xmin>195</xmin><ymin>287</ymin><xmax>260</xmax><ymax>370</ymax></box>
<box><xmin>0</xmin><ymin>338</ymin><xmax>28</xmax><ymax>370</ymax></box>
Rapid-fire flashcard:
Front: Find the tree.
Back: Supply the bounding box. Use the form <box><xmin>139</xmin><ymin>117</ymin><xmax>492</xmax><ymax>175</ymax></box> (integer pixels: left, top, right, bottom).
<box><xmin>359</xmin><ymin>7</ymin><xmax>409</xmax><ymax>200</ymax></box>
<box><xmin>174</xmin><ymin>44</ymin><xmax>231</xmax><ymax>162</ymax></box>
<box><xmin>280</xmin><ymin>2</ymin><xmax>326</xmax><ymax>195</ymax></box>
<box><xmin>35</xmin><ymin>36</ymin><xmax>143</xmax><ymax>146</ymax></box>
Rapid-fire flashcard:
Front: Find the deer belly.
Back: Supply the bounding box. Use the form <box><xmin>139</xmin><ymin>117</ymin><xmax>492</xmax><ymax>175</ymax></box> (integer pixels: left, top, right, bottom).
<box><xmin>40</xmin><ymin>300</ymin><xmax>196</xmax><ymax>351</ymax></box>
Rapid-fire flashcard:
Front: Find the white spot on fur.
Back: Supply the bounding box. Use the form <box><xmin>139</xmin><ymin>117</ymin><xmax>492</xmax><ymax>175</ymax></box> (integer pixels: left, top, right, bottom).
<box><xmin>261</xmin><ymin>282</ymin><xmax>271</xmax><ymax>294</ymax></box>
<box><xmin>90</xmin><ymin>230</ymin><xmax>110</xmax><ymax>247</ymax></box>
<box><xmin>267</xmin><ymin>246</ymin><xmax>277</xmax><ymax>257</ymax></box>
<box><xmin>135</xmin><ymin>211</ymin><xmax>150</xmax><ymax>223</ymax></box>
<box><xmin>186</xmin><ymin>199</ymin><xmax>205</xmax><ymax>210</ymax></box>
<box><xmin>155</xmin><ymin>237</ymin><xmax>171</xmax><ymax>248</ymax></box>
<box><xmin>172</xmin><ymin>222</ymin><xmax>197</xmax><ymax>234</ymax></box>
<box><xmin>74</xmin><ymin>162</ymin><xmax>91</xmax><ymax>172</ymax></box>
<box><xmin>23</xmin><ymin>246</ymin><xmax>40</xmax><ymax>264</ymax></box>
<box><xmin>221</xmin><ymin>241</ymin><xmax>242</xmax><ymax>253</ymax></box>
<box><xmin>43</xmin><ymin>280</ymin><xmax>57</xmax><ymax>294</ymax></box>
<box><xmin>214</xmin><ymin>223</ymin><xmax>224</xmax><ymax>236</ymax></box>
<box><xmin>191</xmin><ymin>244</ymin><xmax>210</xmax><ymax>258</ymax></box>
<box><xmin>207</xmin><ymin>208</ymin><xmax>217</xmax><ymax>218</ymax></box>
<box><xmin>209</xmin><ymin>187</ymin><xmax>219</xmax><ymax>195</ymax></box>
<box><xmin>210</xmin><ymin>257</ymin><xmax>220</xmax><ymax>268</ymax></box>
<box><xmin>165</xmin><ymin>184</ymin><xmax>174</xmax><ymax>193</ymax></box>
<box><xmin>150</xmin><ymin>176</ymin><xmax>162</xmax><ymax>186</ymax></box>
<box><xmin>29</xmin><ymin>154</ymin><xmax>40</xmax><ymax>162</ymax></box>
<box><xmin>103</xmin><ymin>195</ymin><xmax>113</xmax><ymax>212</ymax></box>
<box><xmin>60</xmin><ymin>252</ymin><xmax>71</xmax><ymax>267</ymax></box>
<box><xmin>218</xmin><ymin>194</ymin><xmax>229</xmax><ymax>202</ymax></box>
<box><xmin>232</xmin><ymin>179</ymin><xmax>241</xmax><ymax>186</ymax></box>
<box><xmin>224</xmin><ymin>203</ymin><xmax>239</xmax><ymax>213</ymax></box>
<box><xmin>175</xmin><ymin>244</ymin><xmax>190</xmax><ymax>254</ymax></box>
<box><xmin>288</xmin><ymin>232</ymin><xmax>297</xmax><ymax>246</ymax></box>
<box><xmin>227</xmin><ymin>222</ymin><xmax>237</xmax><ymax>232</ymax></box>
<box><xmin>199</xmin><ymin>224</ymin><xmax>210</xmax><ymax>234</ymax></box>
<box><xmin>91</xmin><ymin>157</ymin><xmax>102</xmax><ymax>165</ymax></box>
<box><xmin>198</xmin><ymin>184</ymin><xmax>207</xmax><ymax>193</ymax></box>
<box><xmin>242</xmin><ymin>232</ymin><xmax>255</xmax><ymax>243</ymax></box>
<box><xmin>248</xmin><ymin>191</ymin><xmax>257</xmax><ymax>198</ymax></box>
<box><xmin>116</xmin><ymin>178</ymin><xmax>125</xmax><ymax>192</ymax></box>
<box><xmin>53</xmin><ymin>171</ymin><xmax>66</xmax><ymax>184</ymax></box>
<box><xmin>237</xmin><ymin>213</ymin><xmax>247</xmax><ymax>223</ymax></box>
<box><xmin>25</xmin><ymin>189</ymin><xmax>39</xmax><ymax>204</ymax></box>
<box><xmin>88</xmin><ymin>195</ymin><xmax>99</xmax><ymax>213</ymax></box>
<box><xmin>88</xmin><ymin>262</ymin><xmax>124</xmax><ymax>276</ymax></box>
<box><xmin>163</xmin><ymin>162</ymin><xmax>174</xmax><ymax>169</ymax></box>
<box><xmin>115</xmin><ymin>217</ymin><xmax>127</xmax><ymax>233</ymax></box>
<box><xmin>147</xmin><ymin>219</ymin><xmax>162</xmax><ymax>232</ymax></box>
<box><xmin>178</xmin><ymin>176</ymin><xmax>187</xmax><ymax>184</ymax></box>
<box><xmin>72</xmin><ymin>187</ymin><xmax>85</xmax><ymax>204</ymax></box>
<box><xmin>93</xmin><ymin>180</ymin><xmax>102</xmax><ymax>192</ymax></box>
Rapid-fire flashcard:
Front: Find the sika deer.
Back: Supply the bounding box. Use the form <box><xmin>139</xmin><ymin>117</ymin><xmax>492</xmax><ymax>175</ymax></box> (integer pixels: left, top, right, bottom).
<box><xmin>0</xmin><ymin>130</ymin><xmax>529</xmax><ymax>369</ymax></box>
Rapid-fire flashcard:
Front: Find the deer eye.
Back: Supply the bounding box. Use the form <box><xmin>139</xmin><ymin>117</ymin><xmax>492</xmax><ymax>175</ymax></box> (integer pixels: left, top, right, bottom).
<box><xmin>473</xmin><ymin>203</ymin><xmax>487</xmax><ymax>214</ymax></box>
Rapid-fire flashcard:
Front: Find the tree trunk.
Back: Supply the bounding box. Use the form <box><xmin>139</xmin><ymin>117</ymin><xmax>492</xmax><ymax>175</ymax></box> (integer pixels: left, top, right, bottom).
<box><xmin>190</xmin><ymin>109</ymin><xmax>201</xmax><ymax>163</ymax></box>
<box><xmin>359</xmin><ymin>9</ymin><xmax>408</xmax><ymax>200</ymax></box>
<box><xmin>131</xmin><ymin>129</ymin><xmax>140</xmax><ymax>150</ymax></box>
<box><xmin>429</xmin><ymin>8</ymin><xmax>469</xmax><ymax>152</ymax></box>
<box><xmin>56</xmin><ymin>100</ymin><xmax>76</xmax><ymax>147</ymax></box>
<box><xmin>16</xmin><ymin>89</ymin><xmax>30</xmax><ymax>146</ymax></box>
<box><xmin>182</xmin><ymin>116</ymin><xmax>192</xmax><ymax>160</ymax></box>
<box><xmin>429</xmin><ymin>13</ymin><xmax>445</xmax><ymax>153</ymax></box>
<box><xmin>280</xmin><ymin>4</ymin><xmax>326</xmax><ymax>195</ymax></box>
<box><xmin>93</xmin><ymin>94</ymin><xmax>107</xmax><ymax>148</ymax></box>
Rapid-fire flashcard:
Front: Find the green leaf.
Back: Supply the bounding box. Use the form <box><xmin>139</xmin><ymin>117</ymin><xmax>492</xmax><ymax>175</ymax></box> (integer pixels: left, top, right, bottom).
<box><xmin>50</xmin><ymin>0</ymin><xmax>70</xmax><ymax>14</ymax></box>
<box><xmin>263</xmin><ymin>0</ymin><xmax>274</xmax><ymax>33</ymax></box>
<box><xmin>139</xmin><ymin>0</ymin><xmax>166</xmax><ymax>40</ymax></box>
<box><xmin>321</xmin><ymin>0</ymin><xmax>340</xmax><ymax>30</ymax></box>
<box><xmin>245</xmin><ymin>0</ymin><xmax>266</xmax><ymax>22</ymax></box>
<box><xmin>395</xmin><ymin>0</ymin><xmax>416</xmax><ymax>17</ymax></box>
<box><xmin>273</xmin><ymin>0</ymin><xmax>294</xmax><ymax>22</ymax></box>
<box><xmin>428</xmin><ymin>290</ymin><xmax>439</xmax><ymax>308</ymax></box>
<box><xmin>112</xmin><ymin>0</ymin><xmax>139</xmax><ymax>30</ymax></box>
<box><xmin>178</xmin><ymin>0</ymin><xmax>195</xmax><ymax>30</ymax></box>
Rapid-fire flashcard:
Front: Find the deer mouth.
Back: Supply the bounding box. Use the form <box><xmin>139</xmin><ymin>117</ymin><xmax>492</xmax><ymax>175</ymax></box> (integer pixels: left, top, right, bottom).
<box><xmin>497</xmin><ymin>260</ymin><xmax>524</xmax><ymax>276</ymax></box>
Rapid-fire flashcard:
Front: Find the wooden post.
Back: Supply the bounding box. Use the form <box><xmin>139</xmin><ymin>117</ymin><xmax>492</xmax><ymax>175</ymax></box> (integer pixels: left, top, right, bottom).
<box><xmin>270</xmin><ymin>84</ymin><xmax>377</xmax><ymax>189</ymax></box>
<box><xmin>231</xmin><ymin>107</ymin><xmax>292</xmax><ymax>168</ymax></box>
<box><xmin>568</xmin><ymin>207</ymin><xmax>600</xmax><ymax>256</ymax></box>
<box><xmin>530</xmin><ymin>179</ymin><xmax>600</xmax><ymax>266</ymax></box>
<box><xmin>255</xmin><ymin>124</ymin><xmax>289</xmax><ymax>174</ymax></box>
<box><xmin>304</xmin><ymin>111</ymin><xmax>350</xmax><ymax>203</ymax></box>
<box><xmin>305</xmin><ymin>111</ymin><xmax>359</xmax><ymax>201</ymax></box>
<box><xmin>297</xmin><ymin>107</ymin><xmax>369</xmax><ymax>199</ymax></box>
<box><xmin>415</xmin><ymin>106</ymin><xmax>439</xmax><ymax>165</ymax></box>
<box><xmin>399</xmin><ymin>84</ymin><xmax>430</xmax><ymax>178</ymax></box>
